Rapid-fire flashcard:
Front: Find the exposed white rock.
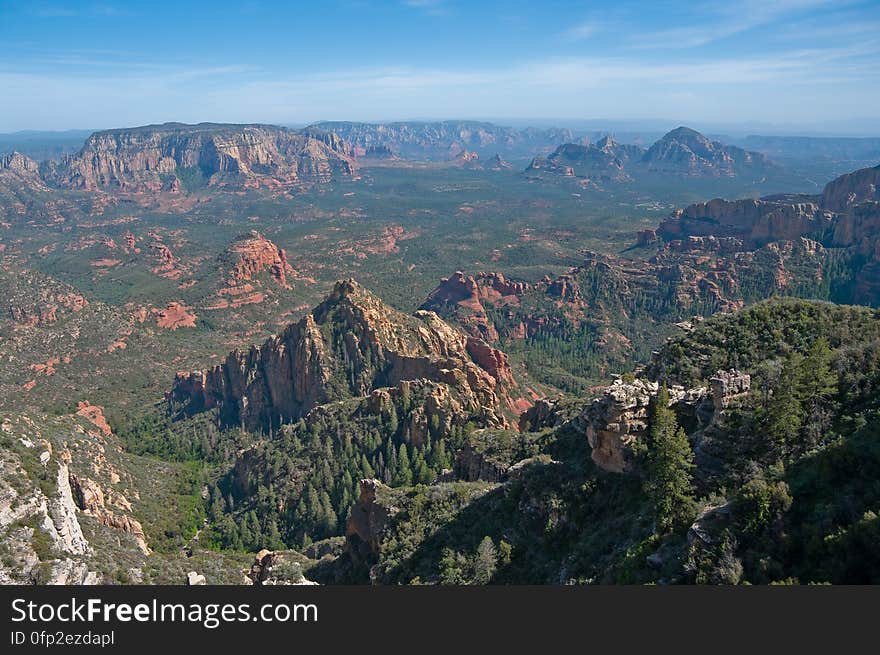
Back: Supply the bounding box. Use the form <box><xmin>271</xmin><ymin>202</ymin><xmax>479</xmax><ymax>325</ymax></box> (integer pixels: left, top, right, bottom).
<box><xmin>47</xmin><ymin>462</ymin><xmax>90</xmax><ymax>556</ymax></box>
<box><xmin>186</xmin><ymin>571</ymin><xmax>207</xmax><ymax>586</ymax></box>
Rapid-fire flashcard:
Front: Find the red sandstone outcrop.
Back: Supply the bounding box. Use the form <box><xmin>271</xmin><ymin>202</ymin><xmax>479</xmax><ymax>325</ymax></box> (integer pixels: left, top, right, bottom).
<box><xmin>547</xmin><ymin>273</ymin><xmax>580</xmax><ymax>301</ymax></box>
<box><xmin>75</xmin><ymin>401</ymin><xmax>112</xmax><ymax>437</ymax></box>
<box><xmin>7</xmin><ymin>289</ymin><xmax>88</xmax><ymax>326</ymax></box>
<box><xmin>229</xmin><ymin>231</ymin><xmax>292</xmax><ymax>284</ymax></box>
<box><xmin>224</xmin><ymin>231</ymin><xmax>294</xmax><ymax>288</ymax></box>
<box><xmin>169</xmin><ymin>279</ymin><xmax>516</xmax><ymax>431</ymax></box>
<box><xmin>58</xmin><ymin>292</ymin><xmax>88</xmax><ymax>312</ymax></box>
<box><xmin>153</xmin><ymin>301</ymin><xmax>197</xmax><ymax>330</ymax></box>
<box><xmin>466</xmin><ymin>336</ymin><xmax>515</xmax><ymax>387</ymax></box>
<box><xmin>122</xmin><ymin>232</ymin><xmax>139</xmax><ymax>253</ymax></box>
<box><xmin>421</xmin><ymin>271</ymin><xmax>529</xmax><ymax>342</ymax></box>
<box><xmin>149</xmin><ymin>241</ymin><xmax>182</xmax><ymax>279</ymax></box>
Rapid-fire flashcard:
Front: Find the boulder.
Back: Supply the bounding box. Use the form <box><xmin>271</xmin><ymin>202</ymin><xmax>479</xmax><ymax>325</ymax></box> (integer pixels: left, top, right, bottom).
<box><xmin>186</xmin><ymin>571</ymin><xmax>206</xmax><ymax>586</ymax></box>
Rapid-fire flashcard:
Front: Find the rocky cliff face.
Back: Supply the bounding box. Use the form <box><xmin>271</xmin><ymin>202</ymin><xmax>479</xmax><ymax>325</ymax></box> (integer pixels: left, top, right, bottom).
<box><xmin>830</xmin><ymin>199</ymin><xmax>880</xmax><ymax>304</ymax></box>
<box><xmin>0</xmin><ymin>151</ymin><xmax>48</xmax><ymax>206</ymax></box>
<box><xmin>658</xmin><ymin>197</ymin><xmax>830</xmax><ymax>247</ymax></box>
<box><xmin>52</xmin><ymin>122</ymin><xmax>356</xmax><ymax>191</ymax></box>
<box><xmin>831</xmin><ymin>201</ymin><xmax>880</xmax><ymax>250</ymax></box>
<box><xmin>68</xmin><ymin>473</ymin><xmax>150</xmax><ymax>555</ymax></box>
<box><xmin>658</xmin><ymin>163</ymin><xmax>880</xmax><ymax>248</ymax></box>
<box><xmin>0</xmin><ymin>422</ymin><xmax>99</xmax><ymax>584</ymax></box>
<box><xmin>821</xmin><ymin>164</ymin><xmax>880</xmax><ymax>211</ymax></box>
<box><xmin>453</xmin><ymin>438</ymin><xmax>509</xmax><ymax>483</ymax></box>
<box><xmin>650</xmin><ymin>163</ymin><xmax>880</xmax><ymax>306</ymax></box>
<box><xmin>1</xmin><ymin>151</ymin><xmax>40</xmax><ymax>175</ymax></box>
<box><xmin>580</xmin><ymin>370</ymin><xmax>749</xmax><ymax>473</ymax></box>
<box><xmin>169</xmin><ymin>279</ymin><xmax>518</xmax><ymax>431</ymax></box>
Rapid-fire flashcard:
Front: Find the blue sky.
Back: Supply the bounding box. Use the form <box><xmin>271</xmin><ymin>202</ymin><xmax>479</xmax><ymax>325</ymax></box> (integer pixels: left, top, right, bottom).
<box><xmin>1</xmin><ymin>0</ymin><xmax>879</xmax><ymax>132</ymax></box>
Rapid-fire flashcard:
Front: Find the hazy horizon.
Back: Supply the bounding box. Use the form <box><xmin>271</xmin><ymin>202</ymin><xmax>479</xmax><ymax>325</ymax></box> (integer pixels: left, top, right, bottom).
<box><xmin>1</xmin><ymin>0</ymin><xmax>879</xmax><ymax>134</ymax></box>
<box><xmin>2</xmin><ymin>116</ymin><xmax>880</xmax><ymax>141</ymax></box>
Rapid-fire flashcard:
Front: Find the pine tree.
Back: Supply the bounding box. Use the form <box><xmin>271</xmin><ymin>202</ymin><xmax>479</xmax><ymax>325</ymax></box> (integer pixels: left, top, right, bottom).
<box><xmin>265</xmin><ymin>520</ymin><xmax>285</xmax><ymax>550</ymax></box>
<box><xmin>384</xmin><ymin>440</ymin><xmax>396</xmax><ymax>483</ymax></box>
<box><xmin>644</xmin><ymin>386</ymin><xmax>696</xmax><ymax>534</ymax></box>
<box><xmin>360</xmin><ymin>453</ymin><xmax>375</xmax><ymax>479</ymax></box>
<box><xmin>790</xmin><ymin>338</ymin><xmax>837</xmax><ymax>450</ymax></box>
<box><xmin>393</xmin><ymin>443</ymin><xmax>414</xmax><ymax>486</ymax></box>
<box><xmin>433</xmin><ymin>439</ymin><xmax>451</xmax><ymax>471</ymax></box>
<box><xmin>412</xmin><ymin>447</ymin><xmax>432</xmax><ymax>484</ymax></box>
<box><xmin>797</xmin><ymin>338</ymin><xmax>838</xmax><ymax>409</ymax></box>
<box><xmin>765</xmin><ymin>353</ymin><xmax>805</xmax><ymax>448</ymax></box>
<box><xmin>208</xmin><ymin>483</ymin><xmax>223</xmax><ymax>522</ymax></box>
<box><xmin>318</xmin><ymin>491</ymin><xmax>335</xmax><ymax>536</ymax></box>
<box><xmin>387</xmin><ymin>406</ymin><xmax>399</xmax><ymax>436</ymax></box>
<box><xmin>473</xmin><ymin>536</ymin><xmax>498</xmax><ymax>584</ymax></box>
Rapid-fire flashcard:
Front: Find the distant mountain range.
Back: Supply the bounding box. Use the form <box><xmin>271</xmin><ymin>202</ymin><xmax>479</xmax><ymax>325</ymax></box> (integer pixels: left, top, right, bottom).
<box><xmin>528</xmin><ymin>126</ymin><xmax>776</xmax><ymax>180</ymax></box>
<box><xmin>306</xmin><ymin>120</ymin><xmax>573</xmax><ymax>160</ymax></box>
<box><xmin>4</xmin><ymin>121</ymin><xmax>878</xmax><ymax>199</ymax></box>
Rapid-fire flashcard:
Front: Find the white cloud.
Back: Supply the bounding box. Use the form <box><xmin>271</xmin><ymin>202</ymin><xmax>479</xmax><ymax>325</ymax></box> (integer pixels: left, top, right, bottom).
<box><xmin>402</xmin><ymin>0</ymin><xmax>448</xmax><ymax>16</ymax></box>
<box><xmin>629</xmin><ymin>0</ymin><xmax>846</xmax><ymax>49</ymax></box>
<box><xmin>0</xmin><ymin>43</ymin><xmax>878</xmax><ymax>131</ymax></box>
<box><xmin>561</xmin><ymin>21</ymin><xmax>602</xmax><ymax>41</ymax></box>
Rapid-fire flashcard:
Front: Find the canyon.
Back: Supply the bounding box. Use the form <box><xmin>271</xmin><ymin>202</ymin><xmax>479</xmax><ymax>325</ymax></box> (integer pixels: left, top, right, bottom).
<box><xmin>1</xmin><ymin>118</ymin><xmax>879</xmax><ymax>586</ymax></box>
